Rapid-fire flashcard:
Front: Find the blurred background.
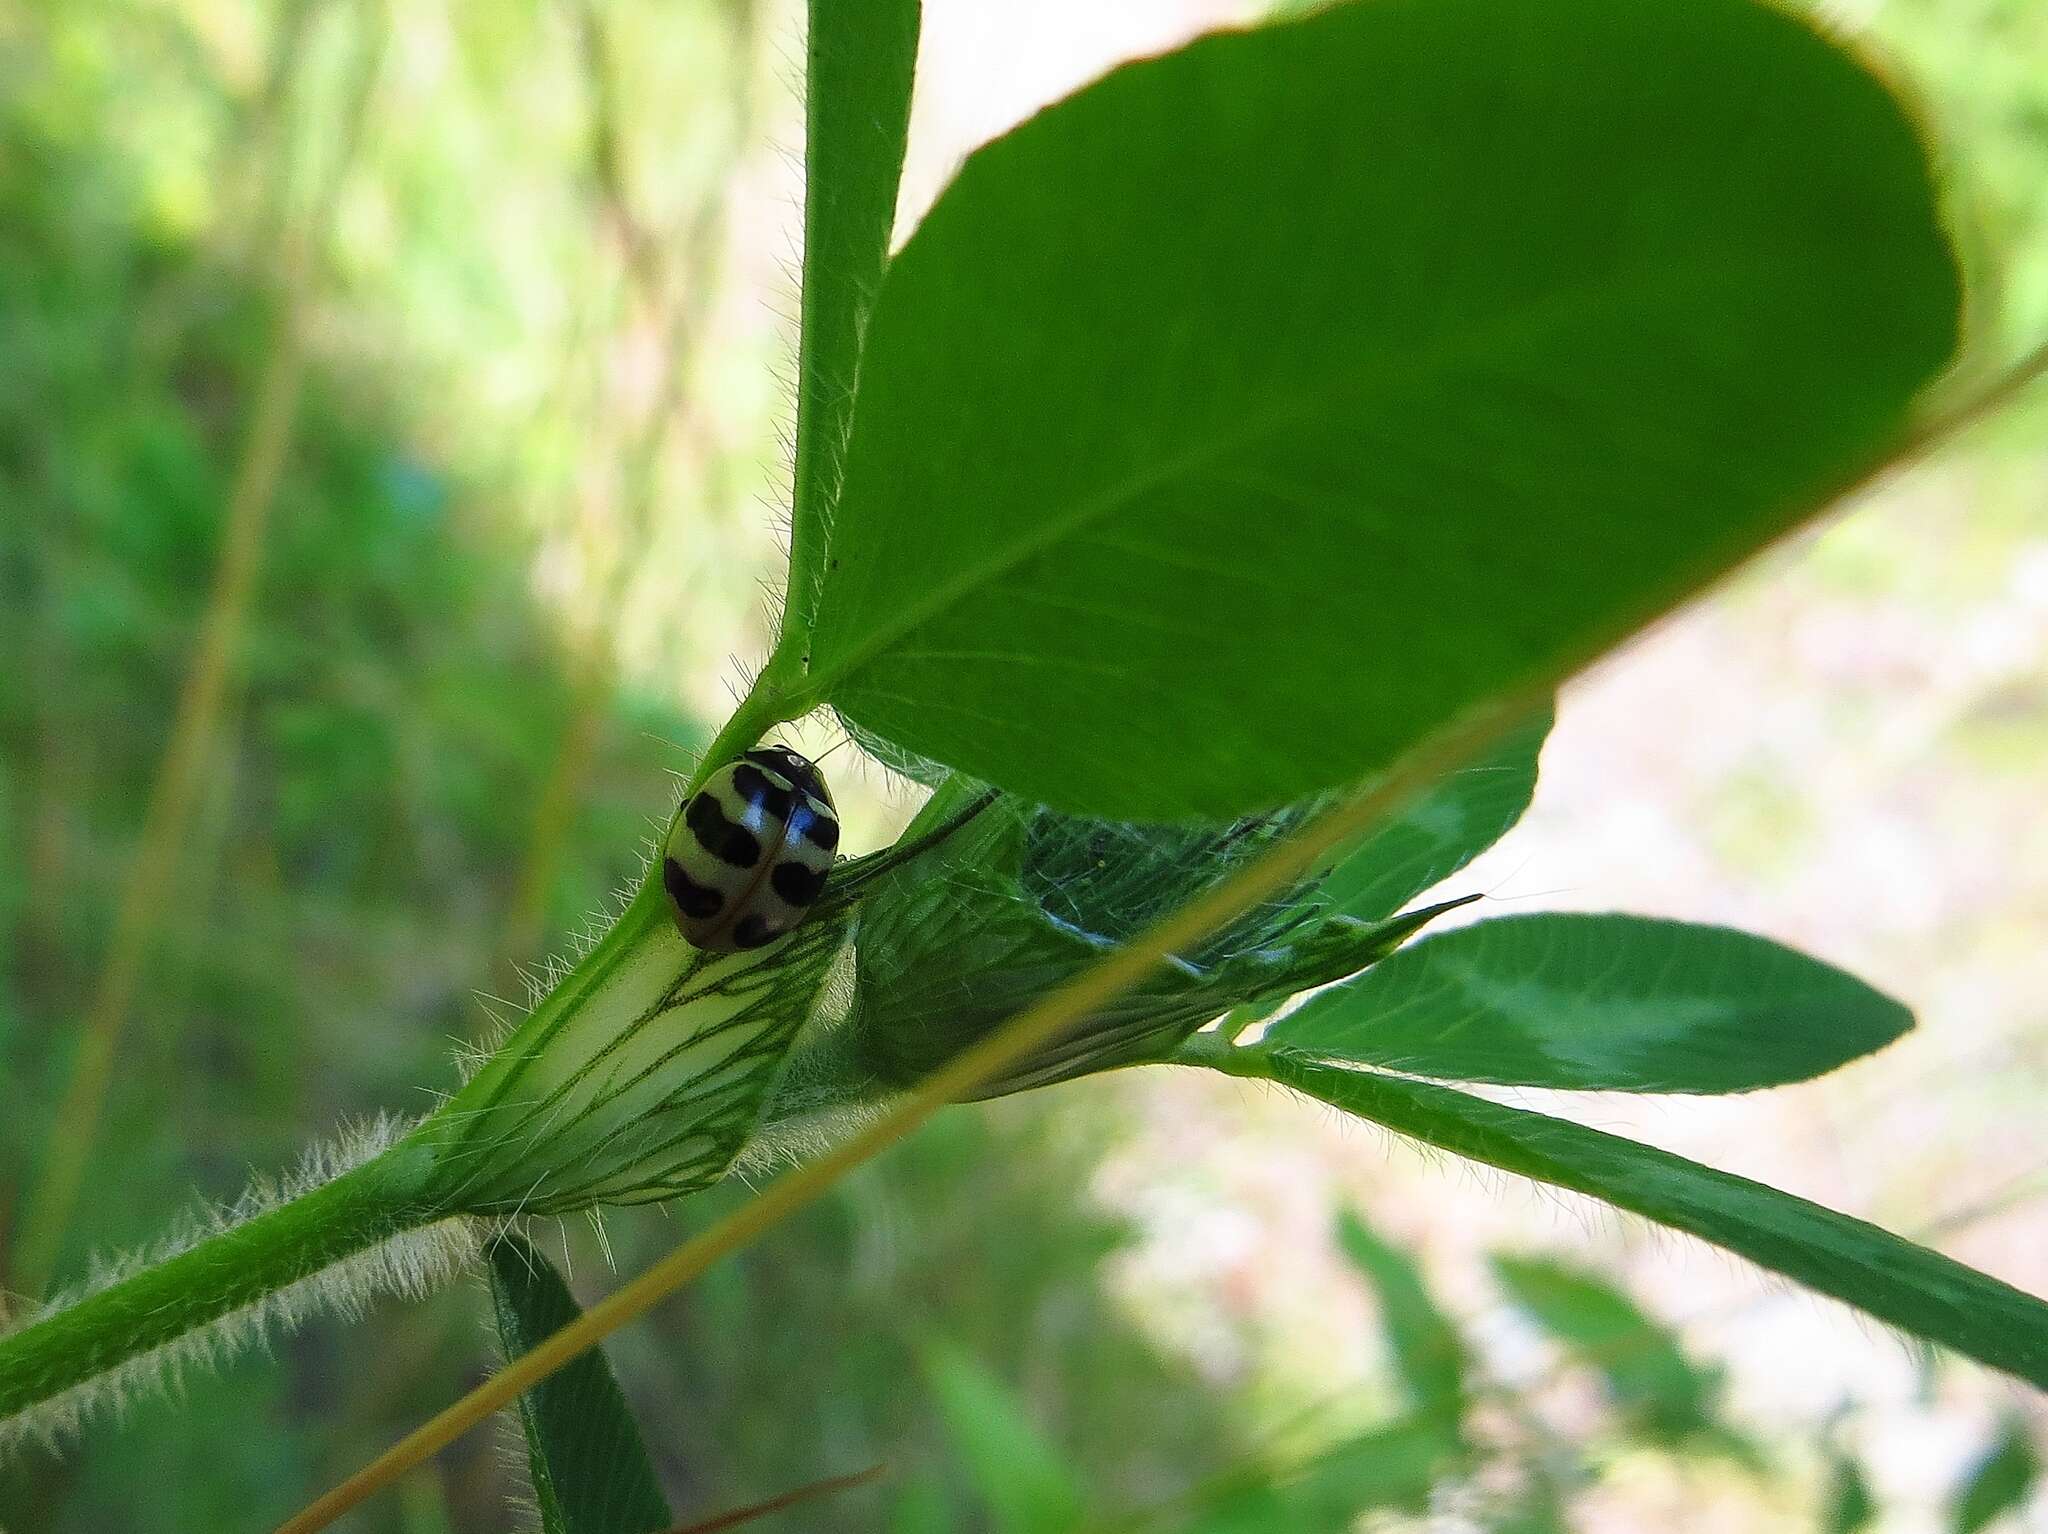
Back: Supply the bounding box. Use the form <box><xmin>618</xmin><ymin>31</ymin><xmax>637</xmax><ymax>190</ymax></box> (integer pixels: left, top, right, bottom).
<box><xmin>0</xmin><ymin>0</ymin><xmax>2043</xmax><ymax>1529</ymax></box>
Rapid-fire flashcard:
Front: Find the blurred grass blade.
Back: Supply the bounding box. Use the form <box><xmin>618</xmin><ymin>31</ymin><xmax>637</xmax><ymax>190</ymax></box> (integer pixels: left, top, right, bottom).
<box><xmin>488</xmin><ymin>1234</ymin><xmax>671</xmax><ymax>1534</ymax></box>
<box><xmin>920</xmin><ymin>1340</ymin><xmax>1087</xmax><ymax>1534</ymax></box>
<box><xmin>1321</xmin><ymin>706</ymin><xmax>1549</xmax><ymax>922</ymax></box>
<box><xmin>801</xmin><ymin>0</ymin><xmax>1957</xmax><ymax>819</ymax></box>
<box><xmin>1169</xmin><ymin>1408</ymin><xmax>1464</xmax><ymax>1529</ymax></box>
<box><xmin>1827</xmin><ymin>1449</ymin><xmax>1879</xmax><ymax>1534</ymax></box>
<box><xmin>781</xmin><ymin>0</ymin><xmax>920</xmax><ymax>640</ymax></box>
<box><xmin>1270</xmin><ymin>914</ymin><xmax>1912</xmax><ymax>1093</ymax></box>
<box><xmin>1284</xmin><ymin>1414</ymin><xmax>1461</xmax><ymax>1523</ymax></box>
<box><xmin>1252</xmin><ymin>1053</ymin><xmax>2048</xmax><ymax>1387</ymax></box>
<box><xmin>1952</xmin><ymin>1415</ymin><xmax>2039</xmax><ymax>1534</ymax></box>
<box><xmin>12</xmin><ymin>331</ymin><xmax>308</xmax><ymax>1299</ymax></box>
<box><xmin>666</xmin><ymin>1464</ymin><xmax>886</xmax><ymax>1534</ymax></box>
<box><xmin>7</xmin><ymin>6</ymin><xmax>388</xmax><ymax>1299</ymax></box>
<box><xmin>1334</xmin><ymin>1209</ymin><xmax>1469</xmax><ymax>1430</ymax></box>
<box><xmin>1490</xmin><ymin>1254</ymin><xmax>1723</xmax><ymax>1446</ymax></box>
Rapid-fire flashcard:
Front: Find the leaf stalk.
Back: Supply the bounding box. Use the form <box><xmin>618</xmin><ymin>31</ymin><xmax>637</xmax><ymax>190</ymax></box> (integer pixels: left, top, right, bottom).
<box><xmin>0</xmin><ymin>1142</ymin><xmax>446</xmax><ymax>1426</ymax></box>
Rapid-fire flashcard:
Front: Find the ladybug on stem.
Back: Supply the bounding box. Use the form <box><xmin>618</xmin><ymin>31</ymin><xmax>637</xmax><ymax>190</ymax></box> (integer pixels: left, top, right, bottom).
<box><xmin>662</xmin><ymin>745</ymin><xmax>841</xmax><ymax>952</ymax></box>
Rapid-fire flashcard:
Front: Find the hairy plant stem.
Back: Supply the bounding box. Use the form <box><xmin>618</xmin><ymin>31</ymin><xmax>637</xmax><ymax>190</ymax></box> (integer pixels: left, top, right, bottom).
<box><xmin>0</xmin><ymin>853</ymin><xmax>842</xmax><ymax>1439</ymax></box>
<box><xmin>686</xmin><ymin>679</ymin><xmax>798</xmax><ymax>798</ymax></box>
<box><xmin>0</xmin><ymin>1142</ymin><xmax>443</xmax><ymax>1422</ymax></box>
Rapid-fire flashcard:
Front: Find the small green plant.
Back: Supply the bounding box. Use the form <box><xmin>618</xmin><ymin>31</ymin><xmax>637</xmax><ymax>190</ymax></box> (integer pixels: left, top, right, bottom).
<box><xmin>4</xmin><ymin>0</ymin><xmax>2045</xmax><ymax>1527</ymax></box>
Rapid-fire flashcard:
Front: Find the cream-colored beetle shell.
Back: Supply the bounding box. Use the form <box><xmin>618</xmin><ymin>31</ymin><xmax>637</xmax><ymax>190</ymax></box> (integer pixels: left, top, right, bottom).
<box><xmin>661</xmin><ymin>746</ymin><xmax>840</xmax><ymax>952</ymax></box>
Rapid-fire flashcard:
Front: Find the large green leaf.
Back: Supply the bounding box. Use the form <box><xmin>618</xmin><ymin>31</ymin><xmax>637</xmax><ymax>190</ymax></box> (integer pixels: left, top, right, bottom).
<box><xmin>487</xmin><ymin>1234</ymin><xmax>671</xmax><ymax>1534</ymax></box>
<box><xmin>1335</xmin><ymin>1208</ymin><xmax>1468</xmax><ymax>1429</ymax></box>
<box><xmin>1252</xmin><ymin>1054</ymin><xmax>2048</xmax><ymax>1388</ymax></box>
<box><xmin>920</xmin><ymin>1340</ymin><xmax>1087</xmax><ymax>1534</ymax></box>
<box><xmin>1321</xmin><ymin>707</ymin><xmax>1549</xmax><ymax>923</ymax></box>
<box><xmin>1490</xmin><ymin>1253</ymin><xmax>1723</xmax><ymax>1445</ymax></box>
<box><xmin>1269</xmin><ymin>913</ymin><xmax>1912</xmax><ymax>1093</ymax></box>
<box><xmin>798</xmin><ymin>0</ymin><xmax>1957</xmax><ymax>820</ymax></box>
<box><xmin>783</xmin><ymin>0</ymin><xmax>919</xmax><ymax>620</ymax></box>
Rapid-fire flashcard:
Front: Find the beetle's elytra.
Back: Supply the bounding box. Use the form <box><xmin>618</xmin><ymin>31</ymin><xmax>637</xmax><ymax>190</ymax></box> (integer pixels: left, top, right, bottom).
<box><xmin>662</xmin><ymin>745</ymin><xmax>840</xmax><ymax>952</ymax></box>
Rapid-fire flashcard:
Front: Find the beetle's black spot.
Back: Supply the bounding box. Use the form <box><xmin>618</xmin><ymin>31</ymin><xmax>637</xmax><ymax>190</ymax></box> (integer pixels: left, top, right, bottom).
<box><xmin>662</xmin><ymin>856</ymin><xmax>725</xmax><ymax>919</ymax></box>
<box><xmin>729</xmin><ymin>763</ymin><xmax>793</xmax><ymax>821</ymax></box>
<box><xmin>770</xmin><ymin>860</ymin><xmax>827</xmax><ymax>908</ymax></box>
<box><xmin>742</xmin><ymin>746</ymin><xmax>830</xmax><ymax>807</ymax></box>
<box><xmin>803</xmin><ymin>807</ymin><xmax>841</xmax><ymax>852</ymax></box>
<box><xmin>731</xmin><ymin>913</ymin><xmax>780</xmax><ymax>949</ymax></box>
<box><xmin>687</xmin><ymin>792</ymin><xmax>761</xmax><ymax>869</ymax></box>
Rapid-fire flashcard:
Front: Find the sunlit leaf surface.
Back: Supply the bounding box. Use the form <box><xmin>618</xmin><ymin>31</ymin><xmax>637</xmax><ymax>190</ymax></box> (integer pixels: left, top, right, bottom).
<box><xmin>1270</xmin><ymin>913</ymin><xmax>1912</xmax><ymax>1092</ymax></box>
<box><xmin>805</xmin><ymin>0</ymin><xmax>1957</xmax><ymax>818</ymax></box>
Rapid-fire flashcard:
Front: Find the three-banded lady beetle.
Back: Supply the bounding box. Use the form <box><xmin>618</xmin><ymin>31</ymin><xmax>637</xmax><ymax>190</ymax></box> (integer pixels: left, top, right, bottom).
<box><xmin>662</xmin><ymin>745</ymin><xmax>841</xmax><ymax>952</ymax></box>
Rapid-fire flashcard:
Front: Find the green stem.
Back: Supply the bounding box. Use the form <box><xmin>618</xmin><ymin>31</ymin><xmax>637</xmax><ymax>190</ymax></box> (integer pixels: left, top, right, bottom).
<box><xmin>684</xmin><ymin>678</ymin><xmax>801</xmax><ymax>798</ymax></box>
<box><xmin>0</xmin><ymin>1141</ymin><xmax>443</xmax><ymax>1422</ymax></box>
<box><xmin>1171</xmin><ymin>1033</ymin><xmax>1270</xmax><ymax>1076</ymax></box>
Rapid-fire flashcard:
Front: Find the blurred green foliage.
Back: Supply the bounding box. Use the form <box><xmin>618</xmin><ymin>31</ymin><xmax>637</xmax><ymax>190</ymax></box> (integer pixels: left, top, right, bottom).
<box><xmin>1488</xmin><ymin>1254</ymin><xmax>1741</xmax><ymax>1456</ymax></box>
<box><xmin>1868</xmin><ymin>0</ymin><xmax>2048</xmax><ymax>377</ymax></box>
<box><xmin>0</xmin><ymin>96</ymin><xmax>674</xmax><ymax>1218</ymax></box>
<box><xmin>628</xmin><ymin>1106</ymin><xmax>1249</xmax><ymax>1533</ymax></box>
<box><xmin>1954</xmin><ymin>1417</ymin><xmax>2041</xmax><ymax>1534</ymax></box>
<box><xmin>0</xmin><ymin>2</ymin><xmax>699</xmax><ymax>1523</ymax></box>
